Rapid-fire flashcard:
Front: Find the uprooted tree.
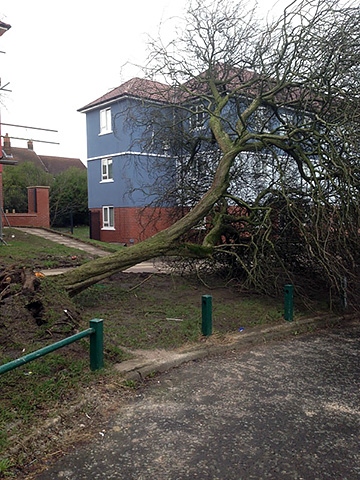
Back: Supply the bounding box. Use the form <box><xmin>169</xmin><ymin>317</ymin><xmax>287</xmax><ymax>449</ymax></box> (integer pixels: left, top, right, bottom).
<box><xmin>57</xmin><ymin>0</ymin><xmax>360</xmax><ymax>302</ymax></box>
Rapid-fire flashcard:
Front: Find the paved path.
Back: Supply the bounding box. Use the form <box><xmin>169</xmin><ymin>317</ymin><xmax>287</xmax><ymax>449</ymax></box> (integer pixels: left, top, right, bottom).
<box><xmin>13</xmin><ymin>227</ymin><xmax>111</xmax><ymax>257</ymax></box>
<box><xmin>12</xmin><ymin>228</ymin><xmax>164</xmax><ymax>273</ymax></box>
<box><xmin>36</xmin><ymin>321</ymin><xmax>360</xmax><ymax>479</ymax></box>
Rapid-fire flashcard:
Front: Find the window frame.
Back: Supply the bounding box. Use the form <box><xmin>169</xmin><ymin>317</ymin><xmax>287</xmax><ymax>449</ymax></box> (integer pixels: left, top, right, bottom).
<box><xmin>99</xmin><ymin>107</ymin><xmax>112</xmax><ymax>135</ymax></box>
<box><xmin>101</xmin><ymin>157</ymin><xmax>113</xmax><ymax>182</ymax></box>
<box><xmin>190</xmin><ymin>105</ymin><xmax>205</xmax><ymax>131</ymax></box>
<box><xmin>102</xmin><ymin>205</ymin><xmax>115</xmax><ymax>229</ymax></box>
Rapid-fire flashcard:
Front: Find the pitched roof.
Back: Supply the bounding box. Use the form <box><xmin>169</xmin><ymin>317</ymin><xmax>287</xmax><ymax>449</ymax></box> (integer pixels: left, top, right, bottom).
<box><xmin>78</xmin><ymin>69</ymin><xmax>261</xmax><ymax>113</ymax></box>
<box><xmin>39</xmin><ymin>155</ymin><xmax>85</xmax><ymax>175</ymax></box>
<box><xmin>8</xmin><ymin>147</ymin><xmax>46</xmax><ymax>170</ymax></box>
<box><xmin>78</xmin><ymin>77</ymin><xmax>177</xmax><ymax>112</ymax></box>
<box><xmin>0</xmin><ymin>21</ymin><xmax>11</xmax><ymax>36</ymax></box>
<box><xmin>78</xmin><ymin>66</ymin><xmax>306</xmax><ymax>116</ymax></box>
<box><xmin>3</xmin><ymin>139</ymin><xmax>85</xmax><ymax>174</ymax></box>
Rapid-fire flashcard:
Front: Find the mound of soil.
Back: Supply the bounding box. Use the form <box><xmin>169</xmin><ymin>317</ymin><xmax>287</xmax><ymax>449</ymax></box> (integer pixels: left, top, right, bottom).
<box><xmin>0</xmin><ymin>266</ymin><xmax>81</xmax><ymax>359</ymax></box>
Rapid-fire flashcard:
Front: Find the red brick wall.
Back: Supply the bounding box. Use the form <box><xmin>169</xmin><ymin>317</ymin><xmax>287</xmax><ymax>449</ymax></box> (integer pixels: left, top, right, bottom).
<box><xmin>92</xmin><ymin>206</ymin><xmax>180</xmax><ymax>244</ymax></box>
<box><xmin>3</xmin><ymin>213</ymin><xmax>39</xmax><ymax>227</ymax></box>
<box><xmin>2</xmin><ymin>186</ymin><xmax>50</xmax><ymax>228</ymax></box>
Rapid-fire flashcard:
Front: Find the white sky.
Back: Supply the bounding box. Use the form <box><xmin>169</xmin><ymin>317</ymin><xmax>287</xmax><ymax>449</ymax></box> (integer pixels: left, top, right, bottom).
<box><xmin>0</xmin><ymin>0</ymin><xmax>288</xmax><ymax>163</ymax></box>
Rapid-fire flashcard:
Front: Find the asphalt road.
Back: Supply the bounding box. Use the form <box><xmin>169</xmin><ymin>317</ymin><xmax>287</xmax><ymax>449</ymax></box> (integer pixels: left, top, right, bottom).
<box><xmin>36</xmin><ymin>321</ymin><xmax>360</xmax><ymax>480</ymax></box>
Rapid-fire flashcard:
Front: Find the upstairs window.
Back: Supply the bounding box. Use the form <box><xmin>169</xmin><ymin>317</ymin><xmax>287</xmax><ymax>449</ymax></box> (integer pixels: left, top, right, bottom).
<box><xmin>102</xmin><ymin>206</ymin><xmax>114</xmax><ymax>229</ymax></box>
<box><xmin>190</xmin><ymin>105</ymin><xmax>204</xmax><ymax>130</ymax></box>
<box><xmin>100</xmin><ymin>107</ymin><xmax>112</xmax><ymax>134</ymax></box>
<box><xmin>101</xmin><ymin>158</ymin><xmax>113</xmax><ymax>181</ymax></box>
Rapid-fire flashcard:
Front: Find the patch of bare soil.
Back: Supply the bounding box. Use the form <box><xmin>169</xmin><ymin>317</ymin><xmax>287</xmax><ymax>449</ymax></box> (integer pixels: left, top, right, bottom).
<box><xmin>0</xmin><ymin>267</ymin><xmax>81</xmax><ymax>359</ymax></box>
<box><xmin>0</xmin><ymin>268</ymin><xmax>137</xmax><ymax>479</ymax></box>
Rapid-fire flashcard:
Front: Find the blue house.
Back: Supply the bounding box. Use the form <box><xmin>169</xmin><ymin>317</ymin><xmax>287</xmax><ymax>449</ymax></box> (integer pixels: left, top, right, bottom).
<box><xmin>78</xmin><ymin>77</ymin><xmax>180</xmax><ymax>244</ymax></box>
<box><xmin>79</xmin><ymin>71</ymin><xmax>306</xmax><ymax>244</ymax></box>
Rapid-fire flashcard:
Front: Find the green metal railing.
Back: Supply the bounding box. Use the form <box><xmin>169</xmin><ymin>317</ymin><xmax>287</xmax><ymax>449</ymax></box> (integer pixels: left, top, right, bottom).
<box><xmin>0</xmin><ymin>318</ymin><xmax>104</xmax><ymax>376</ymax></box>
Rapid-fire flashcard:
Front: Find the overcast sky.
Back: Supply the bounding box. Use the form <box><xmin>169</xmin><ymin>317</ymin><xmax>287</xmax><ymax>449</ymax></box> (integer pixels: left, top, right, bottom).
<box><xmin>0</xmin><ymin>0</ymin><xmax>287</xmax><ymax>163</ymax></box>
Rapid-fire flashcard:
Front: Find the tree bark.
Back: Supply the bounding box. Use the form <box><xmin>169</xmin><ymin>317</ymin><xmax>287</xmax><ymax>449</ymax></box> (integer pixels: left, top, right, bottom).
<box><xmin>57</xmin><ymin>150</ymin><xmax>238</xmax><ymax>296</ymax></box>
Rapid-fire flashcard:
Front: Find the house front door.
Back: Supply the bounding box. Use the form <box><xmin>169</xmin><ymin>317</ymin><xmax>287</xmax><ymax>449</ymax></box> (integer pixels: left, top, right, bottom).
<box><xmin>89</xmin><ymin>210</ymin><xmax>101</xmax><ymax>240</ymax></box>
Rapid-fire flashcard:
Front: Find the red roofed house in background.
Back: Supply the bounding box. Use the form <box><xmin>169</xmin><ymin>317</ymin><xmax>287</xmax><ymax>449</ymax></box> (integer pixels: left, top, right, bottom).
<box><xmin>2</xmin><ymin>134</ymin><xmax>85</xmax><ymax>175</ymax></box>
<box><xmin>1</xmin><ymin>134</ymin><xmax>85</xmax><ymax>229</ymax></box>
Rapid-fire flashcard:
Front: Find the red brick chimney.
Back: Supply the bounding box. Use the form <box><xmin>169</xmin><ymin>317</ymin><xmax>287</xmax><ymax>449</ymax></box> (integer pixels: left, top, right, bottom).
<box><xmin>3</xmin><ymin>133</ymin><xmax>11</xmax><ymax>156</ymax></box>
<box><xmin>27</xmin><ymin>139</ymin><xmax>33</xmax><ymax>150</ymax></box>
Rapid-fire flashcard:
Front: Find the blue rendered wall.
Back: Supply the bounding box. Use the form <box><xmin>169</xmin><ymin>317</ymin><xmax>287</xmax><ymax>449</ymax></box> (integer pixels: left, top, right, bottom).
<box><xmin>86</xmin><ymin>97</ymin><xmax>175</xmax><ymax>209</ymax></box>
<box><xmin>86</xmin><ymin>98</ymin><xmax>144</xmax><ymax>159</ymax></box>
<box><xmin>87</xmin><ymin>153</ymin><xmax>173</xmax><ymax>209</ymax></box>
<box><xmin>85</xmin><ymin>93</ymin><xmax>301</xmax><ymax>211</ymax></box>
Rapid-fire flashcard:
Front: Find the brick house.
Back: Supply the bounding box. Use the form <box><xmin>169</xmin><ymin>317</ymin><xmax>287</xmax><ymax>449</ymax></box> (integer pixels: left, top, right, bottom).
<box><xmin>0</xmin><ymin>19</ymin><xmax>54</xmax><ymax>231</ymax></box>
<box><xmin>78</xmin><ymin>78</ymin><xmax>179</xmax><ymax>244</ymax></box>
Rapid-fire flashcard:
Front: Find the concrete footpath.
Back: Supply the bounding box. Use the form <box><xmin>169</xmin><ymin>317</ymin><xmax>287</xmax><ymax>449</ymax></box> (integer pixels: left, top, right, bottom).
<box><xmin>35</xmin><ymin>320</ymin><xmax>360</xmax><ymax>480</ymax></box>
<box><xmin>12</xmin><ymin>227</ymin><xmax>164</xmax><ymax>273</ymax></box>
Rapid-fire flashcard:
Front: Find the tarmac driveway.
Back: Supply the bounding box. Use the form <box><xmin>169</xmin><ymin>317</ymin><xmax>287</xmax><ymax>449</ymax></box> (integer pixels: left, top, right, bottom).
<box><xmin>37</xmin><ymin>322</ymin><xmax>360</xmax><ymax>479</ymax></box>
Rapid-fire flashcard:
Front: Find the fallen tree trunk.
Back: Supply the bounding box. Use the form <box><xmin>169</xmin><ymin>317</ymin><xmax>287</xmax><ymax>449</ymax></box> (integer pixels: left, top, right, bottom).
<box><xmin>57</xmin><ymin>236</ymin><xmax>213</xmax><ymax>297</ymax></box>
<box><xmin>56</xmin><ymin>150</ymin><xmax>238</xmax><ymax>296</ymax></box>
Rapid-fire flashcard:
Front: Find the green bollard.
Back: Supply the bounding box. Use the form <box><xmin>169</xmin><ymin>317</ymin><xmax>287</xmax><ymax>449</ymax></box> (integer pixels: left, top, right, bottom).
<box><xmin>89</xmin><ymin>318</ymin><xmax>104</xmax><ymax>371</ymax></box>
<box><xmin>202</xmin><ymin>295</ymin><xmax>212</xmax><ymax>336</ymax></box>
<box><xmin>284</xmin><ymin>284</ymin><xmax>294</xmax><ymax>322</ymax></box>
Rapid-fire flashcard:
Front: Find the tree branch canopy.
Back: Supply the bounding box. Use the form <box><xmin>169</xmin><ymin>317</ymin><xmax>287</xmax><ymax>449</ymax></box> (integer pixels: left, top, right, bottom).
<box><xmin>58</xmin><ymin>0</ymin><xmax>360</xmax><ymax>300</ymax></box>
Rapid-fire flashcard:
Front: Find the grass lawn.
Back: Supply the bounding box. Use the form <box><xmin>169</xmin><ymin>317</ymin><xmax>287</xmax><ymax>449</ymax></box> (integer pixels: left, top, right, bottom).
<box><xmin>0</xmin><ymin>227</ymin><xmax>95</xmax><ymax>269</ymax></box>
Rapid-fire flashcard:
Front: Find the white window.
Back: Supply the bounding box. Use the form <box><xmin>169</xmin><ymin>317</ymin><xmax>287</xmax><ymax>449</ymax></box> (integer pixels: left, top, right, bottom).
<box><xmin>100</xmin><ymin>107</ymin><xmax>112</xmax><ymax>134</ymax></box>
<box><xmin>190</xmin><ymin>105</ymin><xmax>204</xmax><ymax>130</ymax></box>
<box><xmin>102</xmin><ymin>206</ymin><xmax>114</xmax><ymax>229</ymax></box>
<box><xmin>101</xmin><ymin>158</ymin><xmax>113</xmax><ymax>181</ymax></box>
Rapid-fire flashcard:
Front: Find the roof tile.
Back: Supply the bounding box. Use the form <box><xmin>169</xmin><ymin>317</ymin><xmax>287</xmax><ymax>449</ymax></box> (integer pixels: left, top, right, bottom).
<box><xmin>5</xmin><ymin>146</ymin><xmax>85</xmax><ymax>174</ymax></box>
<box><xmin>78</xmin><ymin>77</ymin><xmax>178</xmax><ymax>111</ymax></box>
